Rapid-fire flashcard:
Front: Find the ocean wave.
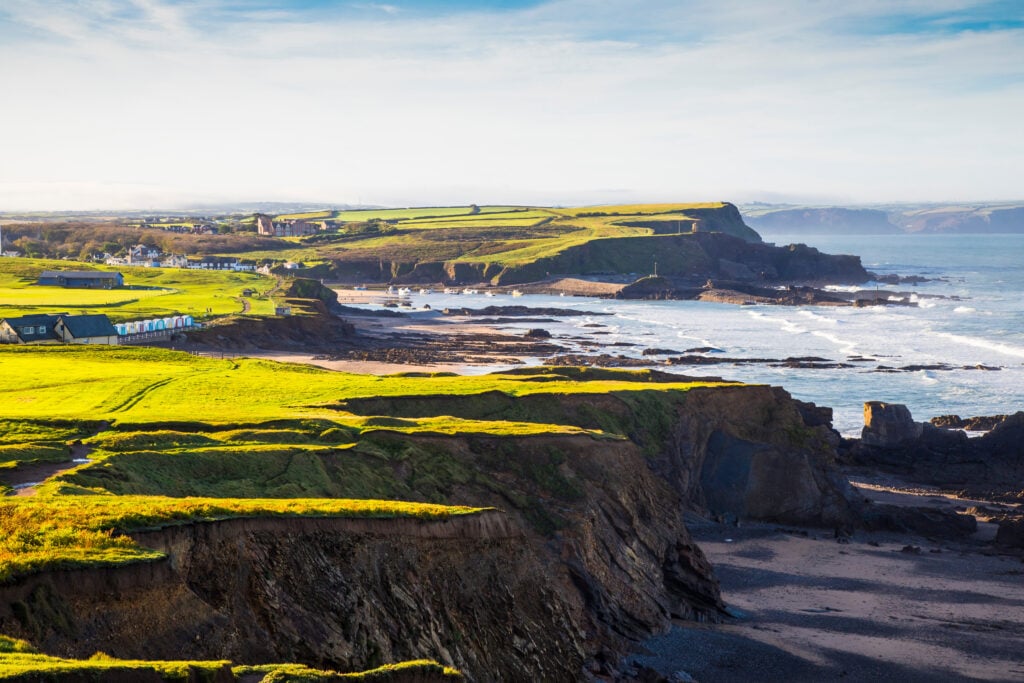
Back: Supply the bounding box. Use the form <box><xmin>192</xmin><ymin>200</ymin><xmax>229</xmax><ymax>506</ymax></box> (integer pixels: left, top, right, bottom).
<box><xmin>953</xmin><ymin>306</ymin><xmax>976</xmax><ymax>314</ymax></box>
<box><xmin>935</xmin><ymin>332</ymin><xmax>1024</xmax><ymax>359</ymax></box>
<box><xmin>747</xmin><ymin>311</ymin><xmax>807</xmax><ymax>334</ymax></box>
<box><xmin>810</xmin><ymin>330</ymin><xmax>858</xmax><ymax>355</ymax></box>
<box><xmin>798</xmin><ymin>310</ymin><xmax>839</xmax><ymax>325</ymax></box>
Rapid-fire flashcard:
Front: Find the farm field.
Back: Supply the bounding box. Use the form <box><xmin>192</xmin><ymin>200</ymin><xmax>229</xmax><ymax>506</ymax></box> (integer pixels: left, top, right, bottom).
<box><xmin>0</xmin><ymin>258</ymin><xmax>277</xmax><ymax>322</ymax></box>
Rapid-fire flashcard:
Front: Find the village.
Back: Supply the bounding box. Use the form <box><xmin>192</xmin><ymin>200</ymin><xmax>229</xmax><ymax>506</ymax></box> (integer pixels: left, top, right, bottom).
<box><xmin>0</xmin><ymin>261</ymin><xmax>252</xmax><ymax>346</ymax></box>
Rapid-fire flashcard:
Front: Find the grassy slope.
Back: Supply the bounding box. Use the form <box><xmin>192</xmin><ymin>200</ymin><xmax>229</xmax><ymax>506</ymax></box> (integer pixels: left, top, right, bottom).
<box><xmin>0</xmin><ymin>258</ymin><xmax>276</xmax><ymax>322</ymax></box>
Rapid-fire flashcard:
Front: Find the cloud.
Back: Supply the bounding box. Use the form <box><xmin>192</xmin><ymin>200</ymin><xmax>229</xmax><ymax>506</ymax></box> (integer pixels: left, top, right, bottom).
<box><xmin>0</xmin><ymin>0</ymin><xmax>1022</xmax><ymax>209</ymax></box>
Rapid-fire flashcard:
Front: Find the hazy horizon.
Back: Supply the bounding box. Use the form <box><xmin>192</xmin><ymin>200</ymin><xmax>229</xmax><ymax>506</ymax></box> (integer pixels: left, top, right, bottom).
<box><xmin>2</xmin><ymin>0</ymin><xmax>1022</xmax><ymax>211</ymax></box>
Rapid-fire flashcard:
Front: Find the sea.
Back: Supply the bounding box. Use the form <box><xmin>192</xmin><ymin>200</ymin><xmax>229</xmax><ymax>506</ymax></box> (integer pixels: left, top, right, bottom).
<box><xmin>352</xmin><ymin>234</ymin><xmax>1024</xmax><ymax>437</ymax></box>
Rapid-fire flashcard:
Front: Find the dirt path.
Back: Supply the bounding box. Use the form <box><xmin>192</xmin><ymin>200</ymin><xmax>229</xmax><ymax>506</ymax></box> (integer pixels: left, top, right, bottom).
<box><xmin>7</xmin><ymin>443</ymin><xmax>95</xmax><ymax>497</ymax></box>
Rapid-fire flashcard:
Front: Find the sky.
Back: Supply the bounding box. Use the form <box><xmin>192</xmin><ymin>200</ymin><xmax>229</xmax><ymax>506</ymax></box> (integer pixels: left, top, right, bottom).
<box><xmin>1</xmin><ymin>0</ymin><xmax>1022</xmax><ymax>210</ymax></box>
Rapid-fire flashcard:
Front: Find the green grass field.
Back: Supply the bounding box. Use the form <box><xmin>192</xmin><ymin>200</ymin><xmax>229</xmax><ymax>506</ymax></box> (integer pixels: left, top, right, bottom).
<box><xmin>0</xmin><ymin>259</ymin><xmax>277</xmax><ymax>322</ymax></box>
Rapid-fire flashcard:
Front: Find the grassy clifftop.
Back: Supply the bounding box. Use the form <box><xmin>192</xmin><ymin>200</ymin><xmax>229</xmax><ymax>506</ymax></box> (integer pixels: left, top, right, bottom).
<box><xmin>235</xmin><ymin>202</ymin><xmax>761</xmax><ymax>284</ymax></box>
<box><xmin>0</xmin><ymin>347</ymin><xmax>730</xmax><ymax>579</ymax></box>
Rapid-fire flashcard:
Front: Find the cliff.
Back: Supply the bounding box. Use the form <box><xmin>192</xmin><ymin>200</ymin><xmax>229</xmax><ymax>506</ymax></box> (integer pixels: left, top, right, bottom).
<box><xmin>298</xmin><ymin>203</ymin><xmax>872</xmax><ymax>286</ymax></box>
<box><xmin>0</xmin><ymin>382</ymin><xmax>861</xmax><ymax>681</ymax></box>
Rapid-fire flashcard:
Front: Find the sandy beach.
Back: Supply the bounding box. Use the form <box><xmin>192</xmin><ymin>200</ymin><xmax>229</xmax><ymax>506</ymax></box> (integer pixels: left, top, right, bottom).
<box><xmin>627</xmin><ymin>476</ymin><xmax>1024</xmax><ymax>683</ymax></box>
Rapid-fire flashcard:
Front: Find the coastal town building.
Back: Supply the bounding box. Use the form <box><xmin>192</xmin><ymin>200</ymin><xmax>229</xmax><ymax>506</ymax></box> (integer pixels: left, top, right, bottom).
<box><xmin>127</xmin><ymin>244</ymin><xmax>162</xmax><ymax>263</ymax></box>
<box><xmin>0</xmin><ymin>314</ymin><xmax>64</xmax><ymax>344</ymax></box>
<box><xmin>53</xmin><ymin>314</ymin><xmax>119</xmax><ymax>345</ymax></box>
<box><xmin>37</xmin><ymin>270</ymin><xmax>124</xmax><ymax>289</ymax></box>
<box><xmin>0</xmin><ymin>313</ymin><xmax>117</xmax><ymax>345</ymax></box>
<box><xmin>255</xmin><ymin>213</ymin><xmax>323</xmax><ymax>237</ymax></box>
<box><xmin>105</xmin><ymin>249</ymin><xmax>190</xmax><ymax>268</ymax></box>
<box><xmin>188</xmin><ymin>256</ymin><xmax>255</xmax><ymax>271</ymax></box>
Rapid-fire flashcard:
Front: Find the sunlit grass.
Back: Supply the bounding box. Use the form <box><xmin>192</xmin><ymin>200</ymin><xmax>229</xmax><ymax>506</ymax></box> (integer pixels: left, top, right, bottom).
<box><xmin>0</xmin><ymin>347</ymin><xmax>731</xmax><ymax>423</ymax></box>
<box><xmin>0</xmin><ymin>494</ymin><xmax>488</xmax><ymax>581</ymax></box>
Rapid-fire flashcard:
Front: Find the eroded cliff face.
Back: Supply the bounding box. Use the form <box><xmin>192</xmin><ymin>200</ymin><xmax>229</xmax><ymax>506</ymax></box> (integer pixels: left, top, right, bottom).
<box><xmin>0</xmin><ymin>383</ymin><xmax>861</xmax><ymax>681</ymax></box>
<box><xmin>0</xmin><ymin>515</ymin><xmax>585</xmax><ymax>681</ymax></box>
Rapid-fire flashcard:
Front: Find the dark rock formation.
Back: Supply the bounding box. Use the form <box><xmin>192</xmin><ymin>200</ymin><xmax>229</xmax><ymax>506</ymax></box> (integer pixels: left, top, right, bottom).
<box><xmin>185</xmin><ymin>304</ymin><xmax>355</xmax><ymax>352</ymax></box>
<box><xmin>863</xmin><ymin>504</ymin><xmax>978</xmax><ymax>539</ymax></box>
<box><xmin>995</xmin><ymin>518</ymin><xmax>1024</xmax><ymax>548</ymax></box>
<box><xmin>651</xmin><ymin>386</ymin><xmax>856</xmax><ymax>527</ymax></box>
<box><xmin>0</xmin><ymin>516</ymin><xmax>584</xmax><ymax>681</ymax></box>
<box><xmin>861</xmin><ymin>402</ymin><xmax>923</xmax><ymax>447</ymax></box>
<box><xmin>930</xmin><ymin>414</ymin><xmax>1009</xmax><ymax>431</ymax></box>
<box><xmin>843</xmin><ymin>404</ymin><xmax>1024</xmax><ymax>497</ymax></box>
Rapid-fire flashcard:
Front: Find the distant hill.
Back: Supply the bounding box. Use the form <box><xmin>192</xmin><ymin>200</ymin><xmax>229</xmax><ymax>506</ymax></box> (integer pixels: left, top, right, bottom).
<box><xmin>746</xmin><ymin>208</ymin><xmax>901</xmax><ymax>235</ymax></box>
<box><xmin>743</xmin><ymin>203</ymin><xmax>1024</xmax><ymax>235</ymax></box>
<box><xmin>900</xmin><ymin>206</ymin><xmax>1024</xmax><ymax>234</ymax></box>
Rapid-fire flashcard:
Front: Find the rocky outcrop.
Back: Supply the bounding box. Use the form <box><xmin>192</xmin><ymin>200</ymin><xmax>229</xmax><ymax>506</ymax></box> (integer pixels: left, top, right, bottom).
<box><xmin>995</xmin><ymin>518</ymin><xmax>1024</xmax><ymax>548</ymax></box>
<box><xmin>862</xmin><ymin>504</ymin><xmax>978</xmax><ymax>539</ymax></box>
<box><xmin>844</xmin><ymin>404</ymin><xmax>1024</xmax><ymax>497</ymax></box>
<box><xmin>930</xmin><ymin>414</ymin><xmax>1010</xmax><ymax>431</ymax></box>
<box><xmin>186</xmin><ymin>306</ymin><xmax>355</xmax><ymax>352</ymax></box>
<box><xmin>861</xmin><ymin>402</ymin><xmax>923</xmax><ymax>447</ymax></box>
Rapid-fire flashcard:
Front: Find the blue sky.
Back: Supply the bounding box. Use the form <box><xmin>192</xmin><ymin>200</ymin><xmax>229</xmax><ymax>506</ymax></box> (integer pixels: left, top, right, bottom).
<box><xmin>1</xmin><ymin>0</ymin><xmax>1022</xmax><ymax>210</ymax></box>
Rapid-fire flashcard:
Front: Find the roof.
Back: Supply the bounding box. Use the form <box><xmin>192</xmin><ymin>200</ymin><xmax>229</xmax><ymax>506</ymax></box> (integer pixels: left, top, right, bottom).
<box><xmin>2</xmin><ymin>313</ymin><xmax>66</xmax><ymax>326</ymax></box>
<box><xmin>0</xmin><ymin>314</ymin><xmax>63</xmax><ymax>342</ymax></box>
<box><xmin>198</xmin><ymin>256</ymin><xmax>239</xmax><ymax>263</ymax></box>
<box><xmin>39</xmin><ymin>270</ymin><xmax>122</xmax><ymax>280</ymax></box>
<box><xmin>59</xmin><ymin>314</ymin><xmax>118</xmax><ymax>338</ymax></box>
